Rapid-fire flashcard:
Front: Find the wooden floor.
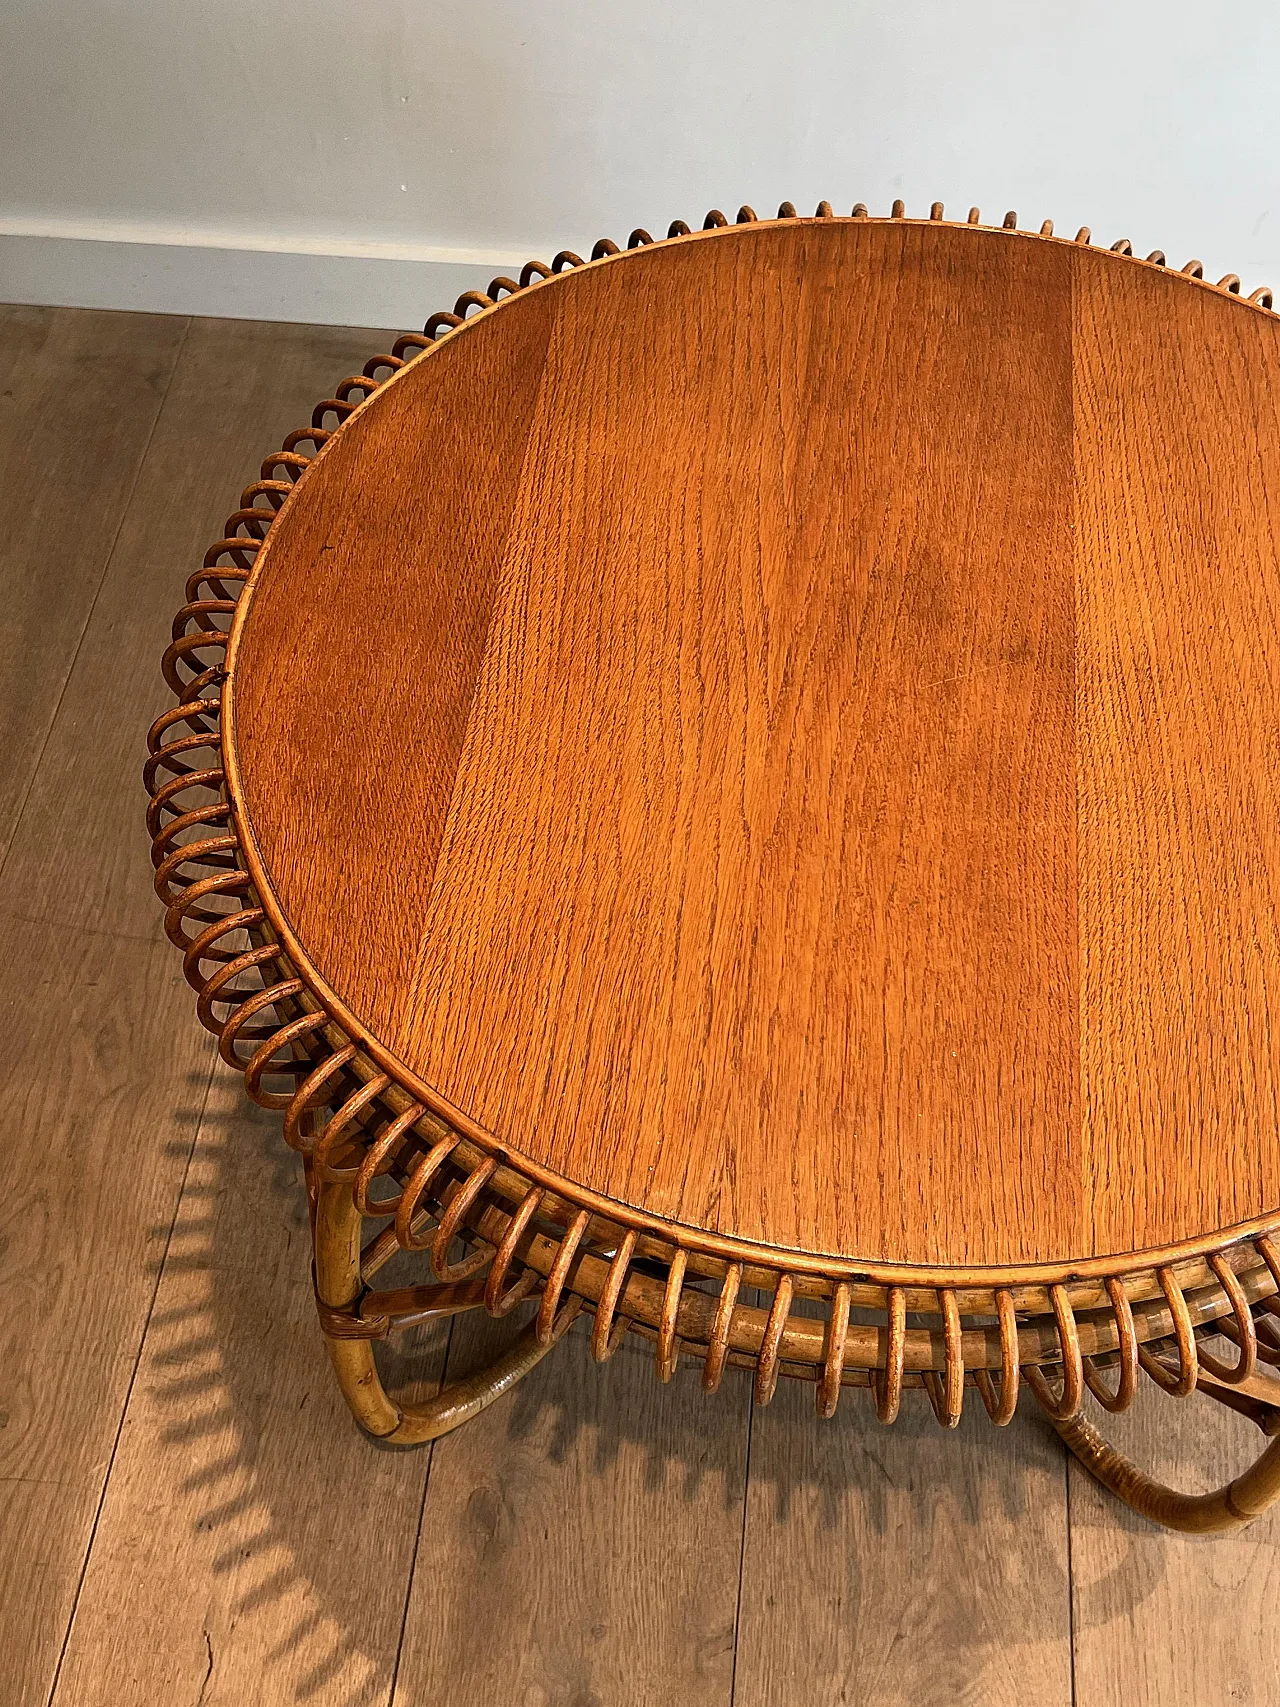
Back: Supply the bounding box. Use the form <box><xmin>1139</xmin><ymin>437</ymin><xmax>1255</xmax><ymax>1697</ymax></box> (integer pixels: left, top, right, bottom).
<box><xmin>1</xmin><ymin>301</ymin><xmax>1276</xmax><ymax>1707</ymax></box>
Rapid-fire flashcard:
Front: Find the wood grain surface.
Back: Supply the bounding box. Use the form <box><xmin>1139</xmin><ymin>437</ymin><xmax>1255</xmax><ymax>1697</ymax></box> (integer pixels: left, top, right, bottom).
<box><xmin>229</xmin><ymin>220</ymin><xmax>1280</xmax><ymax>1271</ymax></box>
<box><xmin>0</xmin><ymin>304</ymin><xmax>192</xmax><ymax>1707</ymax></box>
<box><xmin>0</xmin><ymin>312</ymin><xmax>393</xmax><ymax>1707</ymax></box>
<box><xmin>391</xmin><ymin>1313</ymin><xmax>750</xmax><ymax>1707</ymax></box>
<box><xmin>232</xmin><ymin>288</ymin><xmax>557</xmax><ymax>1035</ymax></box>
<box><xmin>1068</xmin><ymin>1383</ymin><xmax>1280</xmax><ymax>1707</ymax></box>
<box><xmin>734</xmin><ymin>1374</ymin><xmax>1074</xmax><ymax>1707</ymax></box>
<box><xmin>0</xmin><ymin>306</ymin><xmax>186</xmax><ymax>860</ymax></box>
<box><xmin>1074</xmin><ymin>265</ymin><xmax>1280</xmax><ymax>1258</ymax></box>
<box><xmin>51</xmin><ymin>1081</ymin><xmax>441</xmax><ymax>1707</ymax></box>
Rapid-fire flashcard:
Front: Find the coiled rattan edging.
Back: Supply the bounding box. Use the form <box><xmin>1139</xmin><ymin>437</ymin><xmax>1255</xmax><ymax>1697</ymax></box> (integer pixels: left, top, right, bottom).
<box><xmin>147</xmin><ymin>199</ymin><xmax>1280</xmax><ymax>1427</ymax></box>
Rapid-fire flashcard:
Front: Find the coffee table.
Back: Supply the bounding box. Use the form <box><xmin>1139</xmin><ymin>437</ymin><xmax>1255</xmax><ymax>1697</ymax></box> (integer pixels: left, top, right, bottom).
<box><xmin>147</xmin><ymin>201</ymin><xmax>1280</xmax><ymax>1533</ymax></box>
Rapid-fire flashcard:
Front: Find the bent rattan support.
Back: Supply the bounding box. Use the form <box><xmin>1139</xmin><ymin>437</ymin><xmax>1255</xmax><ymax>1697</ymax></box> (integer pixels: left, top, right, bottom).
<box><xmin>1054</xmin><ymin>1379</ymin><xmax>1280</xmax><ymax>1534</ymax></box>
<box><xmin>314</xmin><ymin>1178</ymin><xmax>557</xmax><ymax>1444</ymax></box>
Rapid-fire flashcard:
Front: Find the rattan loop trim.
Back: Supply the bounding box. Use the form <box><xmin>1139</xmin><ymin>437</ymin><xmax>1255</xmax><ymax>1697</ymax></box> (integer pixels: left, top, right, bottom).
<box><xmin>145</xmin><ymin>201</ymin><xmax>1280</xmax><ymax>1449</ymax></box>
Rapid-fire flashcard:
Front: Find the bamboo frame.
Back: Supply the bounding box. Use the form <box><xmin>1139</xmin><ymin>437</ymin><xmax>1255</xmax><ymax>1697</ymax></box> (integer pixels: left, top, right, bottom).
<box><xmin>313</xmin><ymin>1173</ymin><xmax>569</xmax><ymax>1444</ymax></box>
<box><xmin>146</xmin><ymin>199</ymin><xmax>1280</xmax><ymax>1531</ymax></box>
<box><xmin>1054</xmin><ymin>1408</ymin><xmax>1280</xmax><ymax>1535</ymax></box>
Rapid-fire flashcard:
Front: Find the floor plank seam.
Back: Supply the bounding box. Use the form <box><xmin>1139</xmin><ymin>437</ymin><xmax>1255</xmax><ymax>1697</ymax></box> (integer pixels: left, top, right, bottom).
<box><xmin>727</xmin><ymin>1384</ymin><xmax>756</xmax><ymax>1707</ymax></box>
<box><xmin>1064</xmin><ymin>1436</ymin><xmax>1078</xmax><ymax>1707</ymax></box>
<box><xmin>0</xmin><ymin>314</ymin><xmax>191</xmax><ymax>887</ymax></box>
<box><xmin>385</xmin><ymin>1315</ymin><xmax>454</xmax><ymax>1706</ymax></box>
<box><xmin>42</xmin><ymin>1043</ymin><xmax>215</xmax><ymax>1707</ymax></box>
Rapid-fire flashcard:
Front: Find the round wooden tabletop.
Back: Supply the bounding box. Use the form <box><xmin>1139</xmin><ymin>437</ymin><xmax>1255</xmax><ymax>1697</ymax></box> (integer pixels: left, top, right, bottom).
<box><xmin>225</xmin><ymin>215</ymin><xmax>1280</xmax><ymax>1282</ymax></box>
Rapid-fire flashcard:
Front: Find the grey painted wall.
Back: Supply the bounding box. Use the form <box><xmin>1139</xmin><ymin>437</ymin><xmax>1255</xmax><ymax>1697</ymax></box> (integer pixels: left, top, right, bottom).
<box><xmin>2</xmin><ymin>1</ymin><xmax>1277</xmax><ymax>324</ymax></box>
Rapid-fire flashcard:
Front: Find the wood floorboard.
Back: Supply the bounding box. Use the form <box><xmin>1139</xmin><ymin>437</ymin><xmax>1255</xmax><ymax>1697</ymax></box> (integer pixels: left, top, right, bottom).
<box><xmin>0</xmin><ymin>306</ymin><xmax>186</xmax><ymax>863</ymax></box>
<box><xmin>0</xmin><ymin>311</ymin><xmax>395</xmax><ymax>1707</ymax></box>
<box><xmin>391</xmin><ymin>1313</ymin><xmax>752</xmax><ymax>1707</ymax></box>
<box><xmin>49</xmin><ymin>1078</ymin><xmax>444</xmax><ymax>1707</ymax></box>
<box><xmin>733</xmin><ymin>1377</ymin><xmax>1074</xmax><ymax>1707</ymax></box>
<box><xmin>2</xmin><ymin>302</ymin><xmax>1272</xmax><ymax>1707</ymax></box>
<box><xmin>1068</xmin><ymin>1382</ymin><xmax>1280</xmax><ymax>1707</ymax></box>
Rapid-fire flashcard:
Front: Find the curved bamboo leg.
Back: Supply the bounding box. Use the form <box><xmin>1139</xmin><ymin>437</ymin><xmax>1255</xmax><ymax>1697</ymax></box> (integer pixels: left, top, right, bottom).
<box><xmin>1054</xmin><ymin>1408</ymin><xmax>1280</xmax><ymax>1534</ymax></box>
<box><xmin>314</xmin><ymin>1177</ymin><xmax>559</xmax><ymax>1445</ymax></box>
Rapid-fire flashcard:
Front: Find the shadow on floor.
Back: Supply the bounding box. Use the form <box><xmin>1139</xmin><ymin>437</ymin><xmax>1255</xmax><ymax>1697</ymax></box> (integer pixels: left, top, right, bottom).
<box><xmin>138</xmin><ymin>1067</ymin><xmax>1277</xmax><ymax>1704</ymax></box>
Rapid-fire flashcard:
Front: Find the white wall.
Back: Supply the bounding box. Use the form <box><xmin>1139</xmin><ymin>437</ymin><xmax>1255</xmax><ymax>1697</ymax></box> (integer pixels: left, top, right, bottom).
<box><xmin>2</xmin><ymin>1</ymin><xmax>1279</xmax><ymax>327</ymax></box>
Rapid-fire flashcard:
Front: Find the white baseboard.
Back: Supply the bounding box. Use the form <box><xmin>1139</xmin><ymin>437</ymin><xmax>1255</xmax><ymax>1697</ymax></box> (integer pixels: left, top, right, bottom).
<box><xmin>0</xmin><ymin>220</ymin><xmax>533</xmax><ymax>329</ymax></box>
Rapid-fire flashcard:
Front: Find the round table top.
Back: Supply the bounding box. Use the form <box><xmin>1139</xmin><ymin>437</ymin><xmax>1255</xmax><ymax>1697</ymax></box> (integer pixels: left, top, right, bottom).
<box><xmin>226</xmin><ymin>214</ymin><xmax>1280</xmax><ymax>1281</ymax></box>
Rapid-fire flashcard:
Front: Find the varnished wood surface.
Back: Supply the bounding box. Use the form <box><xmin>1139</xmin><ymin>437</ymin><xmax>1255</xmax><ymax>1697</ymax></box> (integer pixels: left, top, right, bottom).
<box><xmin>394</xmin><ymin>1314</ymin><xmax>751</xmax><ymax>1707</ymax></box>
<box><xmin>231</xmin><ymin>220</ymin><xmax>1280</xmax><ymax>1268</ymax></box>
<box><xmin>0</xmin><ymin>310</ymin><xmax>399</xmax><ymax>1706</ymax></box>
<box><xmin>51</xmin><ymin>1085</ymin><xmax>440</xmax><ymax>1707</ymax></box>
<box><xmin>1068</xmin><ymin>1384</ymin><xmax>1280</xmax><ymax>1707</ymax></box>
<box><xmin>0</xmin><ymin>306</ymin><xmax>186</xmax><ymax>861</ymax></box>
<box><xmin>3</xmin><ymin>301</ymin><xmax>1274</xmax><ymax>1706</ymax></box>
<box><xmin>0</xmin><ymin>304</ymin><xmax>192</xmax><ymax>1707</ymax></box>
<box><xmin>735</xmin><ymin>1377</ymin><xmax>1074</xmax><ymax>1707</ymax></box>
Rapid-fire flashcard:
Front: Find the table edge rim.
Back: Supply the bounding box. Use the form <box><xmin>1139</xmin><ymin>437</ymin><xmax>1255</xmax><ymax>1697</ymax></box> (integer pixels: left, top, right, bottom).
<box><xmin>217</xmin><ymin>208</ymin><xmax>1280</xmax><ymax>1291</ymax></box>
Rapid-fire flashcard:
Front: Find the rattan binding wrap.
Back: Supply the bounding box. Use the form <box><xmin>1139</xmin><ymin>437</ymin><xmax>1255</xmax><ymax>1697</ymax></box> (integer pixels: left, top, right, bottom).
<box><xmin>147</xmin><ymin>200</ymin><xmax>1280</xmax><ymax>1430</ymax></box>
